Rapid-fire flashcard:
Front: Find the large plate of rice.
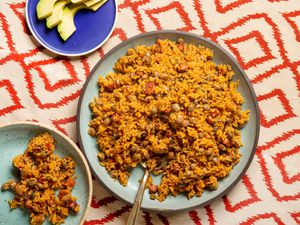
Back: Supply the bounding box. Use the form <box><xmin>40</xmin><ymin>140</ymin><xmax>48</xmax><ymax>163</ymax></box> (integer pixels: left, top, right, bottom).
<box><xmin>77</xmin><ymin>30</ymin><xmax>260</xmax><ymax>212</ymax></box>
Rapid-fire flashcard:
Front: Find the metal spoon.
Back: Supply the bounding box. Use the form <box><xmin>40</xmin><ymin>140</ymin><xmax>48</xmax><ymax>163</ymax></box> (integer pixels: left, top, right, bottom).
<box><xmin>126</xmin><ymin>162</ymin><xmax>149</xmax><ymax>225</ymax></box>
<box><xmin>126</xmin><ymin>159</ymin><xmax>167</xmax><ymax>225</ymax></box>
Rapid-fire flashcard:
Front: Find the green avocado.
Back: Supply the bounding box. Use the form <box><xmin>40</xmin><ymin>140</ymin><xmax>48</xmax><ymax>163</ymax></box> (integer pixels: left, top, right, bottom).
<box><xmin>89</xmin><ymin>0</ymin><xmax>107</xmax><ymax>11</ymax></box>
<box><xmin>84</xmin><ymin>0</ymin><xmax>102</xmax><ymax>7</ymax></box>
<box><xmin>57</xmin><ymin>4</ymin><xmax>85</xmax><ymax>41</ymax></box>
<box><xmin>71</xmin><ymin>0</ymin><xmax>87</xmax><ymax>3</ymax></box>
<box><xmin>46</xmin><ymin>0</ymin><xmax>70</xmax><ymax>29</ymax></box>
<box><xmin>36</xmin><ymin>0</ymin><xmax>59</xmax><ymax>20</ymax></box>
<box><xmin>54</xmin><ymin>0</ymin><xmax>107</xmax><ymax>41</ymax></box>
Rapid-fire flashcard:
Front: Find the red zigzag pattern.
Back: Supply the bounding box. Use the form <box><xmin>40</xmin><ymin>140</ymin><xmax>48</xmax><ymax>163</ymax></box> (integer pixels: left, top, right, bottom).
<box><xmin>0</xmin><ymin>0</ymin><xmax>300</xmax><ymax>224</ymax></box>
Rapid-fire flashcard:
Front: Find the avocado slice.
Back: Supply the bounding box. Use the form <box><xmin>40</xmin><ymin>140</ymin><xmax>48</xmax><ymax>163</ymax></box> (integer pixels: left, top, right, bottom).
<box><xmin>36</xmin><ymin>0</ymin><xmax>59</xmax><ymax>20</ymax></box>
<box><xmin>56</xmin><ymin>0</ymin><xmax>107</xmax><ymax>41</ymax></box>
<box><xmin>89</xmin><ymin>0</ymin><xmax>107</xmax><ymax>11</ymax></box>
<box><xmin>46</xmin><ymin>0</ymin><xmax>70</xmax><ymax>29</ymax></box>
<box><xmin>84</xmin><ymin>0</ymin><xmax>102</xmax><ymax>7</ymax></box>
<box><xmin>57</xmin><ymin>4</ymin><xmax>85</xmax><ymax>41</ymax></box>
<box><xmin>71</xmin><ymin>0</ymin><xmax>87</xmax><ymax>3</ymax></box>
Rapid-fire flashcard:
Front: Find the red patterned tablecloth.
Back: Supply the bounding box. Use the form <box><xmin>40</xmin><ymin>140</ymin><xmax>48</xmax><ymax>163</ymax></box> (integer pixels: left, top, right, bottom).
<box><xmin>0</xmin><ymin>0</ymin><xmax>300</xmax><ymax>224</ymax></box>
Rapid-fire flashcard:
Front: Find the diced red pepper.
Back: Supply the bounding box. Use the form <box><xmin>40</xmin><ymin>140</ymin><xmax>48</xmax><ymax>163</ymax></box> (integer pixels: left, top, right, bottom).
<box><xmin>64</xmin><ymin>177</ymin><xmax>75</xmax><ymax>188</ymax></box>
<box><xmin>145</xmin><ymin>82</ymin><xmax>156</xmax><ymax>95</ymax></box>
<box><xmin>106</xmin><ymin>82</ymin><xmax>115</xmax><ymax>92</ymax></box>
<box><xmin>178</xmin><ymin>43</ymin><xmax>185</xmax><ymax>51</ymax></box>
<box><xmin>46</xmin><ymin>142</ymin><xmax>52</xmax><ymax>150</ymax></box>
<box><xmin>59</xmin><ymin>189</ymin><xmax>70</xmax><ymax>199</ymax></box>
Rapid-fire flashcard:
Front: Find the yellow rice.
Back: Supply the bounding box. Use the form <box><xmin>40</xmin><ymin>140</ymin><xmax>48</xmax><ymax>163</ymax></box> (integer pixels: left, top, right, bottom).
<box><xmin>89</xmin><ymin>39</ymin><xmax>249</xmax><ymax>201</ymax></box>
<box><xmin>1</xmin><ymin>132</ymin><xmax>79</xmax><ymax>225</ymax></box>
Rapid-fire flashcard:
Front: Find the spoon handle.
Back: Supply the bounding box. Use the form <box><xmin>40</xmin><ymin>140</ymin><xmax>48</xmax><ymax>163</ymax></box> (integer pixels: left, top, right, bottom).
<box><xmin>126</xmin><ymin>169</ymin><xmax>150</xmax><ymax>225</ymax></box>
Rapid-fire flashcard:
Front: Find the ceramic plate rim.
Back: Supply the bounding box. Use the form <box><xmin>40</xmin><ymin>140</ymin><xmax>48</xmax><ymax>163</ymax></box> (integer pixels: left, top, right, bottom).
<box><xmin>77</xmin><ymin>30</ymin><xmax>260</xmax><ymax>212</ymax></box>
<box><xmin>0</xmin><ymin>121</ymin><xmax>93</xmax><ymax>224</ymax></box>
<box><xmin>25</xmin><ymin>0</ymin><xmax>118</xmax><ymax>57</ymax></box>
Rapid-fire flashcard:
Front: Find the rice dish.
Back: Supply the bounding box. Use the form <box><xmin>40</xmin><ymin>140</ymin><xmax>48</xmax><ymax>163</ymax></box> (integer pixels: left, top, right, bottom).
<box><xmin>1</xmin><ymin>132</ymin><xmax>79</xmax><ymax>225</ymax></box>
<box><xmin>88</xmin><ymin>39</ymin><xmax>249</xmax><ymax>201</ymax></box>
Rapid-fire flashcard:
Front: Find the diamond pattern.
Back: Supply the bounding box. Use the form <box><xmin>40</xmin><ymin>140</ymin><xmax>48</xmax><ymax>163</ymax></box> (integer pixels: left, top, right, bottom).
<box><xmin>223</xmin><ymin>175</ymin><xmax>260</xmax><ymax>212</ymax></box>
<box><xmin>0</xmin><ymin>0</ymin><xmax>300</xmax><ymax>224</ymax></box>
<box><xmin>240</xmin><ymin>212</ymin><xmax>285</xmax><ymax>225</ymax></box>
<box><xmin>283</xmin><ymin>10</ymin><xmax>300</xmax><ymax>42</ymax></box>
<box><xmin>9</xmin><ymin>2</ymin><xmax>30</xmax><ymax>35</ymax></box>
<box><xmin>186</xmin><ymin>206</ymin><xmax>216</xmax><ymax>225</ymax></box>
<box><xmin>272</xmin><ymin>146</ymin><xmax>300</xmax><ymax>184</ymax></box>
<box><xmin>23</xmin><ymin>57</ymin><xmax>82</xmax><ymax>109</ymax></box>
<box><xmin>0</xmin><ymin>79</ymin><xmax>22</xmax><ymax>116</ymax></box>
<box><xmin>30</xmin><ymin>59</ymin><xmax>80</xmax><ymax>91</ymax></box>
<box><xmin>214</xmin><ymin>0</ymin><xmax>252</xmax><ymax>13</ymax></box>
<box><xmin>52</xmin><ymin>116</ymin><xmax>76</xmax><ymax>140</ymax></box>
<box><xmin>145</xmin><ymin>2</ymin><xmax>195</xmax><ymax>31</ymax></box>
<box><xmin>208</xmin><ymin>13</ymin><xmax>286</xmax><ymax>81</ymax></box>
<box><xmin>257</xmin><ymin>89</ymin><xmax>296</xmax><ymax>128</ymax></box>
<box><xmin>291</xmin><ymin>212</ymin><xmax>300</xmax><ymax>224</ymax></box>
<box><xmin>224</xmin><ymin>31</ymin><xmax>275</xmax><ymax>70</ymax></box>
<box><xmin>0</xmin><ymin>12</ymin><xmax>14</xmax><ymax>59</ymax></box>
<box><xmin>257</xmin><ymin>130</ymin><xmax>300</xmax><ymax>201</ymax></box>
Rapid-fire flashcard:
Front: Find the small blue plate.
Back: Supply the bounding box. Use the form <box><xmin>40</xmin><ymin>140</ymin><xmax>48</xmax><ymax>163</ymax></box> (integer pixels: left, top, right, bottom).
<box><xmin>77</xmin><ymin>31</ymin><xmax>260</xmax><ymax>212</ymax></box>
<box><xmin>0</xmin><ymin>122</ymin><xmax>92</xmax><ymax>225</ymax></box>
<box><xmin>25</xmin><ymin>0</ymin><xmax>117</xmax><ymax>56</ymax></box>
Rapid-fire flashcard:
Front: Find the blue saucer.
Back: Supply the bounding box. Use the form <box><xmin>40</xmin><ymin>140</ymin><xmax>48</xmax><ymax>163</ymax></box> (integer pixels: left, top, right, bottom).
<box><xmin>25</xmin><ymin>0</ymin><xmax>117</xmax><ymax>56</ymax></box>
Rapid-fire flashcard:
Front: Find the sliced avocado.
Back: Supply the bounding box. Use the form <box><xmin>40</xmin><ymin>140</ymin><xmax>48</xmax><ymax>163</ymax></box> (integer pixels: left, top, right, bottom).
<box><xmin>57</xmin><ymin>4</ymin><xmax>85</xmax><ymax>41</ymax></box>
<box><xmin>84</xmin><ymin>0</ymin><xmax>102</xmax><ymax>7</ymax></box>
<box><xmin>71</xmin><ymin>0</ymin><xmax>87</xmax><ymax>3</ymax></box>
<box><xmin>36</xmin><ymin>0</ymin><xmax>59</xmax><ymax>20</ymax></box>
<box><xmin>89</xmin><ymin>0</ymin><xmax>107</xmax><ymax>11</ymax></box>
<box><xmin>46</xmin><ymin>0</ymin><xmax>70</xmax><ymax>29</ymax></box>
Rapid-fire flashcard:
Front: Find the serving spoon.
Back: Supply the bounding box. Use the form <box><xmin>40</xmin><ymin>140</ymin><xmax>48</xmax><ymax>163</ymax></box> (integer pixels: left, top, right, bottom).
<box><xmin>126</xmin><ymin>159</ymin><xmax>167</xmax><ymax>225</ymax></box>
<box><xmin>126</xmin><ymin>162</ymin><xmax>149</xmax><ymax>225</ymax></box>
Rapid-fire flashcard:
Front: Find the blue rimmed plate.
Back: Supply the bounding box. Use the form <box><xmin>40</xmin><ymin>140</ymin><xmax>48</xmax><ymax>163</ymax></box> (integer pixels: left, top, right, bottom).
<box><xmin>77</xmin><ymin>30</ymin><xmax>260</xmax><ymax>212</ymax></box>
<box><xmin>25</xmin><ymin>0</ymin><xmax>117</xmax><ymax>56</ymax></box>
<box><xmin>0</xmin><ymin>122</ymin><xmax>92</xmax><ymax>225</ymax></box>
